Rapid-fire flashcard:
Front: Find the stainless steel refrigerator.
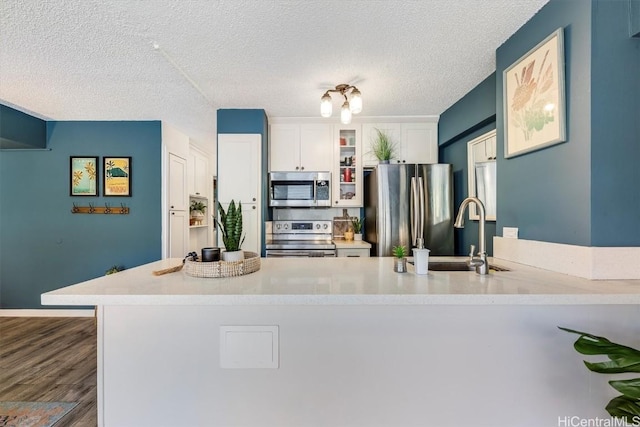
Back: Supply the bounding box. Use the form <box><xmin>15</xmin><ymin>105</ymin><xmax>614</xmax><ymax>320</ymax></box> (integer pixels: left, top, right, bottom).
<box><xmin>364</xmin><ymin>163</ymin><xmax>454</xmax><ymax>256</ymax></box>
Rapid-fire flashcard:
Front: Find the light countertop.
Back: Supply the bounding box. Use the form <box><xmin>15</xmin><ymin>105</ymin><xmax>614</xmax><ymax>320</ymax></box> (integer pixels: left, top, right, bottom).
<box><xmin>333</xmin><ymin>239</ymin><xmax>372</xmax><ymax>249</ymax></box>
<box><xmin>41</xmin><ymin>256</ymin><xmax>640</xmax><ymax>306</ymax></box>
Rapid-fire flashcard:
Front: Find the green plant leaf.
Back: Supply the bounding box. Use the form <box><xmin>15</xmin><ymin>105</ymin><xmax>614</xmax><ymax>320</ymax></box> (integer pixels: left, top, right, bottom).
<box><xmin>559</xmin><ymin>327</ymin><xmax>640</xmax><ymax>373</ymax></box>
<box><xmin>217</xmin><ymin>200</ymin><xmax>244</xmax><ymax>251</ymax></box>
<box><xmin>610</xmin><ymin>379</ymin><xmax>640</xmax><ymax>399</ymax></box>
<box><xmin>606</xmin><ymin>395</ymin><xmax>640</xmax><ymax>418</ymax></box>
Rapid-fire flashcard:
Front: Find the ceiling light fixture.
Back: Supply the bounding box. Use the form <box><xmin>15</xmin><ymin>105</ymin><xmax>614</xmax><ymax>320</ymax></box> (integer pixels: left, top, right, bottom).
<box><xmin>320</xmin><ymin>84</ymin><xmax>362</xmax><ymax>124</ymax></box>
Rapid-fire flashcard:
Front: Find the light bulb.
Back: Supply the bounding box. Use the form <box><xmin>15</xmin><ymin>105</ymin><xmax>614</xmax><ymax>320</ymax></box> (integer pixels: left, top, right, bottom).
<box><xmin>349</xmin><ymin>88</ymin><xmax>362</xmax><ymax>114</ymax></box>
<box><xmin>341</xmin><ymin>101</ymin><xmax>352</xmax><ymax>124</ymax></box>
<box><xmin>320</xmin><ymin>93</ymin><xmax>332</xmax><ymax>118</ymax></box>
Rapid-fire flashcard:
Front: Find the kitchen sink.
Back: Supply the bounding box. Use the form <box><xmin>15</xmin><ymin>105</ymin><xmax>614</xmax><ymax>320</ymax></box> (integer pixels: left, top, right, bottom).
<box><xmin>409</xmin><ymin>261</ymin><xmax>510</xmax><ymax>272</ymax></box>
<box><xmin>428</xmin><ymin>261</ymin><xmax>474</xmax><ymax>271</ymax></box>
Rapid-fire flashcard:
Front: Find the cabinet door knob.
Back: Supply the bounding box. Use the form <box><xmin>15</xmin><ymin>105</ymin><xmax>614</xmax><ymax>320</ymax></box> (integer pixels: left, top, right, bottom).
<box><xmin>171</xmin><ymin>212</ymin><xmax>175</xmax><ymax>215</ymax></box>
<box><xmin>295</xmin><ymin>166</ymin><xmax>299</xmax><ymax>170</ymax></box>
<box><xmin>252</xmin><ymin>197</ymin><xmax>256</xmax><ymax>202</ymax></box>
<box><xmin>170</xmin><ymin>205</ymin><xmax>175</xmax><ymax>209</ymax></box>
<box><xmin>252</xmin><ymin>206</ymin><xmax>256</xmax><ymax>210</ymax></box>
<box><xmin>301</xmin><ymin>166</ymin><xmax>304</xmax><ymax>170</ymax></box>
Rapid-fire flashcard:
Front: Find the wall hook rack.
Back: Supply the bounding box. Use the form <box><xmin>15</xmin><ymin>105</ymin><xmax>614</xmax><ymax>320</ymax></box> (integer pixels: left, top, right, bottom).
<box><xmin>71</xmin><ymin>203</ymin><xmax>129</xmax><ymax>215</ymax></box>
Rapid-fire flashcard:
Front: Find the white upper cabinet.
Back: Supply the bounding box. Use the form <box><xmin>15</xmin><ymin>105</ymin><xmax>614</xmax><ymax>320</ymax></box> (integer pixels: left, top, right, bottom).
<box><xmin>399</xmin><ymin>123</ymin><xmax>438</xmax><ymax>164</ymax></box>
<box><xmin>270</xmin><ymin>123</ymin><xmax>332</xmax><ymax>172</ymax></box>
<box><xmin>269</xmin><ymin>124</ymin><xmax>299</xmax><ymax>171</ymax></box>
<box><xmin>332</xmin><ymin>124</ymin><xmax>362</xmax><ymax>207</ymax></box>
<box><xmin>217</xmin><ymin>134</ymin><xmax>261</xmax><ymax>204</ymax></box>
<box><xmin>362</xmin><ymin>121</ymin><xmax>438</xmax><ymax>166</ymax></box>
<box><xmin>188</xmin><ymin>146</ymin><xmax>209</xmax><ymax>197</ymax></box>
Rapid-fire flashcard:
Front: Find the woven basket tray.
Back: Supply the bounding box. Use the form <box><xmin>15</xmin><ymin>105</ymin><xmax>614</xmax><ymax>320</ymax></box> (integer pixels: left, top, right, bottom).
<box><xmin>184</xmin><ymin>251</ymin><xmax>261</xmax><ymax>278</ymax></box>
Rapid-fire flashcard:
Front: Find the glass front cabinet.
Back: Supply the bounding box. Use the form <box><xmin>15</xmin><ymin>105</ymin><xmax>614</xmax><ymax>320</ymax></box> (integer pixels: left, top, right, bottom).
<box><xmin>332</xmin><ymin>125</ymin><xmax>362</xmax><ymax>207</ymax></box>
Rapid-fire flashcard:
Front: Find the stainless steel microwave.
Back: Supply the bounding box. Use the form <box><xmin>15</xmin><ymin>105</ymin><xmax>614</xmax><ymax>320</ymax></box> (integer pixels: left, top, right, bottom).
<box><xmin>269</xmin><ymin>171</ymin><xmax>331</xmax><ymax>207</ymax></box>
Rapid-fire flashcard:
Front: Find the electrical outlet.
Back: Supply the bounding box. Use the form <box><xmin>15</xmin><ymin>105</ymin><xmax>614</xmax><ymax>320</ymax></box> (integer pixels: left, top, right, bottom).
<box><xmin>503</xmin><ymin>227</ymin><xmax>519</xmax><ymax>239</ymax></box>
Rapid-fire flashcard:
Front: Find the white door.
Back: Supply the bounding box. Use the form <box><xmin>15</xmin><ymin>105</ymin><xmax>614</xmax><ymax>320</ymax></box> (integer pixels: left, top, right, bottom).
<box><xmin>169</xmin><ymin>153</ymin><xmax>187</xmax><ymax>211</ymax></box>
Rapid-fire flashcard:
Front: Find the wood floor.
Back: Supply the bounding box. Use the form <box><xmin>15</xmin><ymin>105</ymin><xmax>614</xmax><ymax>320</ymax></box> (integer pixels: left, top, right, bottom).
<box><xmin>0</xmin><ymin>317</ymin><xmax>97</xmax><ymax>426</ymax></box>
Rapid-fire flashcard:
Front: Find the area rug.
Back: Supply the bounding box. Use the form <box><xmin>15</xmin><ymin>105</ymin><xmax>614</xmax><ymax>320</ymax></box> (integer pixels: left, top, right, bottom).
<box><xmin>0</xmin><ymin>402</ymin><xmax>77</xmax><ymax>427</ymax></box>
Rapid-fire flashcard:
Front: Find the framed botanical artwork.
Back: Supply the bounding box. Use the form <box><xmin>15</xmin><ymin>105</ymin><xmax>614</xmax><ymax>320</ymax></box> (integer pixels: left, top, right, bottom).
<box><xmin>103</xmin><ymin>156</ymin><xmax>132</xmax><ymax>197</ymax></box>
<box><xmin>70</xmin><ymin>156</ymin><xmax>99</xmax><ymax>196</ymax></box>
<box><xmin>503</xmin><ymin>28</ymin><xmax>566</xmax><ymax>158</ymax></box>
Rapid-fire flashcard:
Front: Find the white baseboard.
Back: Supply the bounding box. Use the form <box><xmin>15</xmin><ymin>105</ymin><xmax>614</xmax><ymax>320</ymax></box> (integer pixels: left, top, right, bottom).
<box><xmin>0</xmin><ymin>309</ymin><xmax>95</xmax><ymax>317</ymax></box>
<box><xmin>493</xmin><ymin>237</ymin><xmax>640</xmax><ymax>280</ymax></box>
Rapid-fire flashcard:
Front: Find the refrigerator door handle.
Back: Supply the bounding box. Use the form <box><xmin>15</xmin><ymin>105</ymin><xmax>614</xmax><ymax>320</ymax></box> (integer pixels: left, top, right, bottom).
<box><xmin>418</xmin><ymin>176</ymin><xmax>425</xmax><ymax>241</ymax></box>
<box><xmin>410</xmin><ymin>176</ymin><xmax>418</xmax><ymax>247</ymax></box>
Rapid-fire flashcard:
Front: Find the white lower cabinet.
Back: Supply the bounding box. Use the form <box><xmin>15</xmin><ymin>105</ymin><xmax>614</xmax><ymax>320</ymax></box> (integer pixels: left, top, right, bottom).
<box><xmin>336</xmin><ymin>248</ymin><xmax>370</xmax><ymax>257</ymax></box>
<box><xmin>169</xmin><ymin>209</ymin><xmax>188</xmax><ymax>258</ymax></box>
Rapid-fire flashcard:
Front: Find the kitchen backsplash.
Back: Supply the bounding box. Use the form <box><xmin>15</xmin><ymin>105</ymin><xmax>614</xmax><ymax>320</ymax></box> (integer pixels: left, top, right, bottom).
<box><xmin>272</xmin><ymin>207</ymin><xmax>360</xmax><ymax>221</ymax></box>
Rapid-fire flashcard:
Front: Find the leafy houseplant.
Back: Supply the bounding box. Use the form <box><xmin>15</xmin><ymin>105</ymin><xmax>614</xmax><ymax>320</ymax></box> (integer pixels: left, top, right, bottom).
<box><xmin>216</xmin><ymin>200</ymin><xmax>245</xmax><ymax>260</ymax></box>
<box><xmin>560</xmin><ymin>327</ymin><xmax>640</xmax><ymax>418</ymax></box>
<box><xmin>190</xmin><ymin>200</ymin><xmax>207</xmax><ymax>213</ymax></box>
<box><xmin>370</xmin><ymin>128</ymin><xmax>396</xmax><ymax>163</ymax></box>
<box><xmin>392</xmin><ymin>245</ymin><xmax>407</xmax><ymax>273</ymax></box>
<box><xmin>351</xmin><ymin>217</ymin><xmax>364</xmax><ymax>234</ymax></box>
<box><xmin>351</xmin><ymin>217</ymin><xmax>364</xmax><ymax>241</ymax></box>
<box><xmin>190</xmin><ymin>200</ymin><xmax>207</xmax><ymax>225</ymax></box>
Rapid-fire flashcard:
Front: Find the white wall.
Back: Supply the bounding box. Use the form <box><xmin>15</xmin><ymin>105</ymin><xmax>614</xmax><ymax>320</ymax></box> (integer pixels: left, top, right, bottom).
<box><xmin>101</xmin><ymin>304</ymin><xmax>640</xmax><ymax>426</ymax></box>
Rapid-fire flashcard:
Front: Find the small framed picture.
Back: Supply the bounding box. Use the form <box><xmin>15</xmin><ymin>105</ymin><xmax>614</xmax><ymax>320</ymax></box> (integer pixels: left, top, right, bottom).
<box><xmin>103</xmin><ymin>156</ymin><xmax>132</xmax><ymax>197</ymax></box>
<box><xmin>70</xmin><ymin>156</ymin><xmax>99</xmax><ymax>196</ymax></box>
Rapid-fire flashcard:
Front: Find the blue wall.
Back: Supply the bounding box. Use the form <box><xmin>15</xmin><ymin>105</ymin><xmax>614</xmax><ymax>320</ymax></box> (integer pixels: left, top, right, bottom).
<box><xmin>0</xmin><ymin>105</ymin><xmax>46</xmax><ymax>149</ymax></box>
<box><xmin>438</xmin><ymin>73</ymin><xmax>497</xmax><ymax>255</ymax></box>
<box><xmin>0</xmin><ymin>120</ymin><xmax>162</xmax><ymax>308</ymax></box>
<box><xmin>495</xmin><ymin>0</ymin><xmax>640</xmax><ymax>247</ymax></box>
<box><xmin>216</xmin><ymin>109</ymin><xmax>270</xmax><ymax>255</ymax></box>
<box><xmin>590</xmin><ymin>0</ymin><xmax>640</xmax><ymax>245</ymax></box>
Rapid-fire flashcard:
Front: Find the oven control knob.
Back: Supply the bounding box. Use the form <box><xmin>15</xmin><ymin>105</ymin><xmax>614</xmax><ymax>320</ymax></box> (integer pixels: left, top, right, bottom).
<box><xmin>284</xmin><ymin>224</ymin><xmax>289</xmax><ymax>230</ymax></box>
<box><xmin>276</xmin><ymin>224</ymin><xmax>281</xmax><ymax>230</ymax></box>
<box><xmin>315</xmin><ymin>224</ymin><xmax>321</xmax><ymax>230</ymax></box>
<box><xmin>323</xmin><ymin>224</ymin><xmax>328</xmax><ymax>229</ymax></box>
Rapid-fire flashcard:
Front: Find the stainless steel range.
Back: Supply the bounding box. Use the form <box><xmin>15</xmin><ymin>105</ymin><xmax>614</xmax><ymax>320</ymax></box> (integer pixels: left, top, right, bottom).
<box><xmin>265</xmin><ymin>220</ymin><xmax>336</xmax><ymax>258</ymax></box>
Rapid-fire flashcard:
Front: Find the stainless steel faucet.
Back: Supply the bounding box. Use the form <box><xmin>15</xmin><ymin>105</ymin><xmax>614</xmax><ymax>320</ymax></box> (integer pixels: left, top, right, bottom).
<box><xmin>454</xmin><ymin>197</ymin><xmax>489</xmax><ymax>275</ymax></box>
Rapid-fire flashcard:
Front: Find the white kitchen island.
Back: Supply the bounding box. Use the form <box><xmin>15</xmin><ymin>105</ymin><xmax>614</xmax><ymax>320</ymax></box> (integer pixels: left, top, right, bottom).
<box><xmin>42</xmin><ymin>257</ymin><xmax>640</xmax><ymax>427</ymax></box>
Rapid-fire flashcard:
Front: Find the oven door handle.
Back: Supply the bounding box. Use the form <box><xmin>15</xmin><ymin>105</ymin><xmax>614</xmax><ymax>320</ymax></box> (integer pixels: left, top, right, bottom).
<box><xmin>266</xmin><ymin>250</ymin><xmax>335</xmax><ymax>258</ymax></box>
<box><xmin>313</xmin><ymin>179</ymin><xmax>318</xmax><ymax>206</ymax></box>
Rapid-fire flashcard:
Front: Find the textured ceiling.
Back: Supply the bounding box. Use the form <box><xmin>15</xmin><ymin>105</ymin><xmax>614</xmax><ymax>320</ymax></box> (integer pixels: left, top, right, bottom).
<box><xmin>0</xmin><ymin>0</ymin><xmax>549</xmax><ymax>145</ymax></box>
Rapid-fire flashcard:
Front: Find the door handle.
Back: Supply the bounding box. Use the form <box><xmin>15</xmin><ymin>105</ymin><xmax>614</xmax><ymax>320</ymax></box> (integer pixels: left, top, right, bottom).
<box><xmin>410</xmin><ymin>177</ymin><xmax>417</xmax><ymax>246</ymax></box>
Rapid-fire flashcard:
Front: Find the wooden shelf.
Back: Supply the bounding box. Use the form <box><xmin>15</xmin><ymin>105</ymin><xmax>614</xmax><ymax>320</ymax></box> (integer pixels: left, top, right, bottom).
<box><xmin>71</xmin><ymin>205</ymin><xmax>129</xmax><ymax>215</ymax></box>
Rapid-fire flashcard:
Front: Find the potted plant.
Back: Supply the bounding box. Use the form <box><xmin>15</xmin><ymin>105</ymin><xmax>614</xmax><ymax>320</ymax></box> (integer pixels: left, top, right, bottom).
<box><xmin>560</xmin><ymin>327</ymin><xmax>640</xmax><ymax>417</ymax></box>
<box><xmin>190</xmin><ymin>200</ymin><xmax>207</xmax><ymax>225</ymax></box>
<box><xmin>351</xmin><ymin>217</ymin><xmax>364</xmax><ymax>241</ymax></box>
<box><xmin>370</xmin><ymin>128</ymin><xmax>396</xmax><ymax>164</ymax></box>
<box><xmin>216</xmin><ymin>200</ymin><xmax>245</xmax><ymax>261</ymax></box>
<box><xmin>392</xmin><ymin>245</ymin><xmax>407</xmax><ymax>273</ymax></box>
